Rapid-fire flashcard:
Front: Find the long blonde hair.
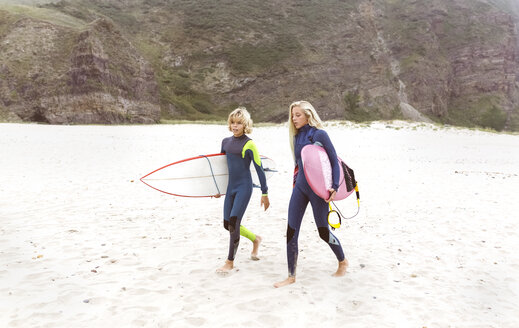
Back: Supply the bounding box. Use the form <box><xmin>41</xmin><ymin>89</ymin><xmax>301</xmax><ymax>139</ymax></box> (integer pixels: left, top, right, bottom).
<box><xmin>288</xmin><ymin>100</ymin><xmax>324</xmax><ymax>157</ymax></box>
<box><xmin>228</xmin><ymin>106</ymin><xmax>253</xmax><ymax>134</ymax></box>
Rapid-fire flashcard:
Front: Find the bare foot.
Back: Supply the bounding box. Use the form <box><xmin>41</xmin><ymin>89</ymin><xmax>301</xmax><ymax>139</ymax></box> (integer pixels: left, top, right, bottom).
<box><xmin>273</xmin><ymin>276</ymin><xmax>296</xmax><ymax>288</ymax></box>
<box><xmin>216</xmin><ymin>260</ymin><xmax>233</xmax><ymax>274</ymax></box>
<box><xmin>251</xmin><ymin>235</ymin><xmax>262</xmax><ymax>260</ymax></box>
<box><xmin>332</xmin><ymin>259</ymin><xmax>348</xmax><ymax>277</ymax></box>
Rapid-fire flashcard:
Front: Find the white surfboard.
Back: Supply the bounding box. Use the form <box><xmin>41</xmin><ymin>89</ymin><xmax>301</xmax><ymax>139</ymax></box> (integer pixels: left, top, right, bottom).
<box><xmin>140</xmin><ymin>153</ymin><xmax>276</xmax><ymax>197</ymax></box>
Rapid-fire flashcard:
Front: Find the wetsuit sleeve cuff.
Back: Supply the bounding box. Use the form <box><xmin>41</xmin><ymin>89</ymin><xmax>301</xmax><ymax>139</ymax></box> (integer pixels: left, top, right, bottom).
<box><xmin>262</xmin><ymin>193</ymin><xmax>268</xmax><ymax>196</ymax></box>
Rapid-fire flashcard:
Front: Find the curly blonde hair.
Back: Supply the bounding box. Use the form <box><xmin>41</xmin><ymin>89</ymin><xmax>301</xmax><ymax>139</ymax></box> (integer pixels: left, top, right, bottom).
<box><xmin>228</xmin><ymin>107</ymin><xmax>253</xmax><ymax>134</ymax></box>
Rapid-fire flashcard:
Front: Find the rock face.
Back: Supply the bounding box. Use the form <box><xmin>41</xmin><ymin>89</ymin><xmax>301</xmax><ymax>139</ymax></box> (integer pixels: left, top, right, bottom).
<box><xmin>380</xmin><ymin>0</ymin><xmax>519</xmax><ymax>130</ymax></box>
<box><xmin>0</xmin><ymin>14</ymin><xmax>159</xmax><ymax>124</ymax></box>
<box><xmin>0</xmin><ymin>0</ymin><xmax>518</xmax><ymax>130</ymax></box>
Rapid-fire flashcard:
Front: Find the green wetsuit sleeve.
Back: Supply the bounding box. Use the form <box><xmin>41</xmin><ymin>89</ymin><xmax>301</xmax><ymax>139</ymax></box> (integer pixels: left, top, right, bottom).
<box><xmin>242</xmin><ymin>140</ymin><xmax>268</xmax><ymax>195</ymax></box>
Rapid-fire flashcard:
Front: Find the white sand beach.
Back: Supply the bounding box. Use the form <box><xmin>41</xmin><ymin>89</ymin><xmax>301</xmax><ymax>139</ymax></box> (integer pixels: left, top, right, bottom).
<box><xmin>1</xmin><ymin>122</ymin><xmax>518</xmax><ymax>327</ymax></box>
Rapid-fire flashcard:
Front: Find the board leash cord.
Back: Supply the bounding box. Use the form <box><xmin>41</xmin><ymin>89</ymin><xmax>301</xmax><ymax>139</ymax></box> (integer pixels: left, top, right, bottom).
<box><xmin>200</xmin><ymin>155</ymin><xmax>221</xmax><ymax>195</ymax></box>
<box><xmin>328</xmin><ymin>183</ymin><xmax>360</xmax><ymax>230</ymax></box>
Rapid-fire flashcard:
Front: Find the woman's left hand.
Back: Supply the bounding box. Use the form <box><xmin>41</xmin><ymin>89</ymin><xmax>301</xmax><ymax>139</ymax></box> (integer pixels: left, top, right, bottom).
<box><xmin>326</xmin><ymin>189</ymin><xmax>336</xmax><ymax>203</ymax></box>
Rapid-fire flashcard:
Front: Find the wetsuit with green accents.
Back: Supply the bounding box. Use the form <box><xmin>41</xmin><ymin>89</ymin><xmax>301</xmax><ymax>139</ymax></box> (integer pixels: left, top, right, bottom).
<box><xmin>221</xmin><ymin>134</ymin><xmax>268</xmax><ymax>261</ymax></box>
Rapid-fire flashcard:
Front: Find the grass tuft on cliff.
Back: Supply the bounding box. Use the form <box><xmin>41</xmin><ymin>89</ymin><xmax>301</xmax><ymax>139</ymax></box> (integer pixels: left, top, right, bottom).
<box><xmin>0</xmin><ymin>3</ymin><xmax>86</xmax><ymax>28</ymax></box>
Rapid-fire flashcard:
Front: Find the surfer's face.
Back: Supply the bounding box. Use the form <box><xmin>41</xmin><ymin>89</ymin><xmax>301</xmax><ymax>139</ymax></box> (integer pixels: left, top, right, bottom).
<box><xmin>291</xmin><ymin>106</ymin><xmax>308</xmax><ymax>130</ymax></box>
<box><xmin>230</xmin><ymin>120</ymin><xmax>245</xmax><ymax>137</ymax></box>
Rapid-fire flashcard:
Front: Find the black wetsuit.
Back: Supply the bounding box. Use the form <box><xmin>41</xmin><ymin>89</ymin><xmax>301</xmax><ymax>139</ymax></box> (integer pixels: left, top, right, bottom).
<box><xmin>286</xmin><ymin>124</ymin><xmax>345</xmax><ymax>276</ymax></box>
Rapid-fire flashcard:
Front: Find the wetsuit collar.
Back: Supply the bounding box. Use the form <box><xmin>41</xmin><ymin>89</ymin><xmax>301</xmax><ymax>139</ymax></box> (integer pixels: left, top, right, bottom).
<box><xmin>233</xmin><ymin>134</ymin><xmax>247</xmax><ymax>139</ymax></box>
<box><xmin>298</xmin><ymin>124</ymin><xmax>312</xmax><ymax>133</ymax></box>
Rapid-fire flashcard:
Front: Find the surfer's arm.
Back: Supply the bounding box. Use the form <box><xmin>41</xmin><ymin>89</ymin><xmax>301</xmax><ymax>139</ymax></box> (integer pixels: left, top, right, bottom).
<box><xmin>243</xmin><ymin>140</ymin><xmax>268</xmax><ymax>195</ymax></box>
<box><xmin>254</xmin><ymin>162</ymin><xmax>269</xmax><ymax>195</ymax></box>
<box><xmin>314</xmin><ymin>130</ymin><xmax>340</xmax><ymax>191</ymax></box>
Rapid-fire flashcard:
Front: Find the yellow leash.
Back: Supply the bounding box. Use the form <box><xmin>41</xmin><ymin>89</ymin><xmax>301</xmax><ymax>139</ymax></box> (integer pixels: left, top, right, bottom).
<box><xmin>327</xmin><ymin>183</ymin><xmax>360</xmax><ymax>230</ymax></box>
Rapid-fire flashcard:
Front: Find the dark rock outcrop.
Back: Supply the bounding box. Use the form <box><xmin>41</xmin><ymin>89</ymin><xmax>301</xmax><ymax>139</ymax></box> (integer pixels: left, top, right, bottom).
<box><xmin>0</xmin><ymin>14</ymin><xmax>159</xmax><ymax>124</ymax></box>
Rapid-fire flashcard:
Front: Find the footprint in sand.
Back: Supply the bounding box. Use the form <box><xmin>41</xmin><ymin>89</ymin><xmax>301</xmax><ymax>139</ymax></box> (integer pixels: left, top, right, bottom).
<box><xmin>215</xmin><ymin>267</ymin><xmax>239</xmax><ymax>276</ymax></box>
<box><xmin>185</xmin><ymin>317</ymin><xmax>206</xmax><ymax>326</ymax></box>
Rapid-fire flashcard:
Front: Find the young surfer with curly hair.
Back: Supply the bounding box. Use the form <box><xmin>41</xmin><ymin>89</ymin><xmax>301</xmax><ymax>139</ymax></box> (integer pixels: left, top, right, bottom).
<box><xmin>215</xmin><ymin>107</ymin><xmax>270</xmax><ymax>274</ymax></box>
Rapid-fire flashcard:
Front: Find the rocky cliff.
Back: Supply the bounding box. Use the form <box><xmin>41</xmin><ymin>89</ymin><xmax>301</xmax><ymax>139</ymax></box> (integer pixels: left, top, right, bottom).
<box><xmin>0</xmin><ymin>7</ymin><xmax>159</xmax><ymax>124</ymax></box>
<box><xmin>0</xmin><ymin>0</ymin><xmax>518</xmax><ymax>130</ymax></box>
<box><xmin>381</xmin><ymin>0</ymin><xmax>519</xmax><ymax>130</ymax></box>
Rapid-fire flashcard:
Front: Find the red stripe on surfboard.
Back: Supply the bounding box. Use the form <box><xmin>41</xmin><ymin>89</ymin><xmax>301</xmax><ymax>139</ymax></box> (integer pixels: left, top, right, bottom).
<box><xmin>140</xmin><ymin>153</ymin><xmax>224</xmax><ymax>179</ymax></box>
<box><xmin>139</xmin><ymin>178</ymin><xmax>226</xmax><ymax>198</ymax></box>
<box><xmin>140</xmin><ymin>153</ymin><xmax>274</xmax><ymax>198</ymax></box>
<box><xmin>140</xmin><ymin>153</ymin><xmax>225</xmax><ymax>198</ymax></box>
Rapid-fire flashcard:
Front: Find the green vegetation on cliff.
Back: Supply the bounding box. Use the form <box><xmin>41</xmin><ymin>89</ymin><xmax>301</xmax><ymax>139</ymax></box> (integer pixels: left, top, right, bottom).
<box><xmin>447</xmin><ymin>95</ymin><xmax>509</xmax><ymax>131</ymax></box>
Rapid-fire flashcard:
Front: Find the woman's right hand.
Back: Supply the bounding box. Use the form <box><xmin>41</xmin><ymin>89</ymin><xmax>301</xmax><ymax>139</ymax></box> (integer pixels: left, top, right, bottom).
<box><xmin>213</xmin><ymin>193</ymin><xmax>221</xmax><ymax>198</ymax></box>
<box><xmin>326</xmin><ymin>189</ymin><xmax>336</xmax><ymax>203</ymax></box>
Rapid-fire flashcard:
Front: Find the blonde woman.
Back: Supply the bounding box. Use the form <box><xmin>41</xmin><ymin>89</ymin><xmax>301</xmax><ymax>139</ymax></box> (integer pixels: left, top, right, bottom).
<box><xmin>215</xmin><ymin>107</ymin><xmax>270</xmax><ymax>273</ymax></box>
<box><xmin>274</xmin><ymin>101</ymin><xmax>347</xmax><ymax>288</ymax></box>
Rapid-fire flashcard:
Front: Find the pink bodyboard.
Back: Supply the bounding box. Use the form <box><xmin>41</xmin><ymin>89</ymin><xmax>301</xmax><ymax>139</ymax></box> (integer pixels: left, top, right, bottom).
<box><xmin>301</xmin><ymin>144</ymin><xmax>354</xmax><ymax>201</ymax></box>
